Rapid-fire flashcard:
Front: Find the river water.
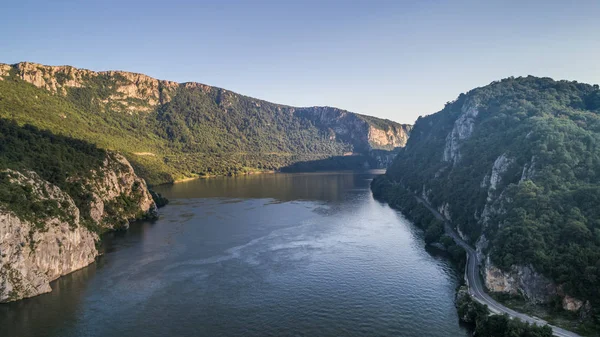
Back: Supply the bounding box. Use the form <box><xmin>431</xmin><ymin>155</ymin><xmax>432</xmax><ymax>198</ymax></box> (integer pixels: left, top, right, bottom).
<box><xmin>0</xmin><ymin>171</ymin><xmax>468</xmax><ymax>337</ymax></box>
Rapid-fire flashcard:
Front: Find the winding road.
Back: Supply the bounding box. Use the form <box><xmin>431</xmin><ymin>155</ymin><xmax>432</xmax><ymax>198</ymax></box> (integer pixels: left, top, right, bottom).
<box><xmin>414</xmin><ymin>196</ymin><xmax>581</xmax><ymax>337</ymax></box>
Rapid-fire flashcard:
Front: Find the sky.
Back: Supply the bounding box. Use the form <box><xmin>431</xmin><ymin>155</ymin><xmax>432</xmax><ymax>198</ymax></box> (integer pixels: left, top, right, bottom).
<box><xmin>2</xmin><ymin>0</ymin><xmax>599</xmax><ymax>124</ymax></box>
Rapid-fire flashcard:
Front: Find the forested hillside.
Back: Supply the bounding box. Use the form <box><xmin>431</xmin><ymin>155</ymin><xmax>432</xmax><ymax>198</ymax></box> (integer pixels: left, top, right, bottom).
<box><xmin>0</xmin><ymin>62</ymin><xmax>410</xmax><ymax>185</ymax></box>
<box><xmin>372</xmin><ymin>76</ymin><xmax>600</xmax><ymax>331</ymax></box>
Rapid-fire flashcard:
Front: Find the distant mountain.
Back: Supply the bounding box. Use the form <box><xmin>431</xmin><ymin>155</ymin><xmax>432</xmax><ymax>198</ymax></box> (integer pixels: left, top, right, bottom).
<box><xmin>0</xmin><ymin>62</ymin><xmax>411</xmax><ymax>184</ymax></box>
<box><xmin>372</xmin><ymin>76</ymin><xmax>600</xmax><ymax>322</ymax></box>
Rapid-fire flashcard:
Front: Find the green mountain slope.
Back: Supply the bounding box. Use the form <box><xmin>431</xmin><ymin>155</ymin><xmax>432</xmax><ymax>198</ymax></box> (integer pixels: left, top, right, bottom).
<box><xmin>0</xmin><ymin>62</ymin><xmax>410</xmax><ymax>185</ymax></box>
<box><xmin>372</xmin><ymin>76</ymin><xmax>600</xmax><ymax>326</ymax></box>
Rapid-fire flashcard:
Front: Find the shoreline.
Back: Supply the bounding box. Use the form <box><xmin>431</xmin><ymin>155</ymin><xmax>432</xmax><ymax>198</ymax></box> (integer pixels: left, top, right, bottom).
<box><xmin>169</xmin><ymin>168</ymin><xmax>386</xmax><ymax>185</ymax></box>
<box><xmin>371</xmin><ymin>176</ymin><xmax>582</xmax><ymax>337</ymax></box>
<box><xmin>172</xmin><ymin>170</ymin><xmax>277</xmax><ymax>184</ymax></box>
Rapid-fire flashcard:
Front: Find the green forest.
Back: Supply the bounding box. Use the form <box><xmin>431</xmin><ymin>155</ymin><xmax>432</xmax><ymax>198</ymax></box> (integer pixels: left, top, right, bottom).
<box><xmin>375</xmin><ymin>76</ymin><xmax>600</xmax><ymax>331</ymax></box>
<box><xmin>0</xmin><ymin>118</ymin><xmax>162</xmax><ymax>233</ymax></box>
<box><xmin>0</xmin><ymin>118</ymin><xmax>107</xmax><ymax>231</ymax></box>
<box><xmin>0</xmin><ymin>67</ymin><xmax>407</xmax><ymax>185</ymax></box>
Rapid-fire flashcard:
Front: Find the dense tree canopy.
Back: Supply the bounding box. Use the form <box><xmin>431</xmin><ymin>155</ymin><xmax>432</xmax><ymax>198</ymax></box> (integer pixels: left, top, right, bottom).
<box><xmin>376</xmin><ymin>76</ymin><xmax>600</xmax><ymax>326</ymax></box>
<box><xmin>0</xmin><ymin>118</ymin><xmax>107</xmax><ymax>229</ymax></box>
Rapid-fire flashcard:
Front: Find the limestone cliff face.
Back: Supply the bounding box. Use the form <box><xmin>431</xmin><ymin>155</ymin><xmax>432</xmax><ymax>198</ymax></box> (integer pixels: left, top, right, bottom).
<box><xmin>368</xmin><ymin>124</ymin><xmax>411</xmax><ymax>149</ymax></box>
<box><xmin>482</xmin><ymin>258</ymin><xmax>587</xmax><ymax>312</ymax></box>
<box><xmin>473</xmin><ymin>153</ymin><xmax>576</xmax><ymax>308</ymax></box>
<box><xmin>83</xmin><ymin>153</ymin><xmax>157</xmax><ymax>231</ymax></box>
<box><xmin>483</xmin><ymin>257</ymin><xmax>557</xmax><ymax>304</ymax></box>
<box><xmin>0</xmin><ymin>170</ymin><xmax>97</xmax><ymax>302</ymax></box>
<box><xmin>0</xmin><ymin>64</ymin><xmax>10</xmax><ymax>79</ymax></box>
<box><xmin>0</xmin><ymin>154</ymin><xmax>156</xmax><ymax>302</ymax></box>
<box><xmin>296</xmin><ymin>106</ymin><xmax>411</xmax><ymax>152</ymax></box>
<box><xmin>443</xmin><ymin>98</ymin><xmax>480</xmax><ymax>163</ymax></box>
<box><xmin>2</xmin><ymin>62</ymin><xmax>179</xmax><ymax>113</ymax></box>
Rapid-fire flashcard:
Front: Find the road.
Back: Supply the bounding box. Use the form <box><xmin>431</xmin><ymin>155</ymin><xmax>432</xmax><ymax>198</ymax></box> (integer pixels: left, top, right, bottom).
<box><xmin>414</xmin><ymin>196</ymin><xmax>581</xmax><ymax>337</ymax></box>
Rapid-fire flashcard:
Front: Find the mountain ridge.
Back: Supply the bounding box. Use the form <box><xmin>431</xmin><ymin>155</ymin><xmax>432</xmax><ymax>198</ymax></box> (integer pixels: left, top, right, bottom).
<box><xmin>0</xmin><ymin>61</ymin><xmax>411</xmax><ymax>185</ymax></box>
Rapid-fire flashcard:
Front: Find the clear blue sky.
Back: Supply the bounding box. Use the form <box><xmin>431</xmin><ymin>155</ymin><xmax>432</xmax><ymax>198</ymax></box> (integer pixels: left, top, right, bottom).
<box><xmin>2</xmin><ymin>0</ymin><xmax>599</xmax><ymax>124</ymax></box>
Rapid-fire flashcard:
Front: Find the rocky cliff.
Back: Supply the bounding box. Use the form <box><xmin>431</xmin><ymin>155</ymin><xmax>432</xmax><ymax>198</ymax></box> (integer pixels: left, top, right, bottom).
<box><xmin>379</xmin><ymin>76</ymin><xmax>600</xmax><ymax>316</ymax></box>
<box><xmin>0</xmin><ymin>62</ymin><xmax>410</xmax><ymax>184</ymax></box>
<box><xmin>0</xmin><ymin>170</ymin><xmax>98</xmax><ymax>302</ymax></box>
<box><xmin>83</xmin><ymin>153</ymin><xmax>157</xmax><ymax>231</ymax></box>
<box><xmin>0</xmin><ymin>120</ymin><xmax>157</xmax><ymax>302</ymax></box>
<box><xmin>0</xmin><ymin>62</ymin><xmax>179</xmax><ymax>113</ymax></box>
<box><xmin>0</xmin><ymin>155</ymin><xmax>156</xmax><ymax>302</ymax></box>
<box><xmin>295</xmin><ymin>106</ymin><xmax>411</xmax><ymax>152</ymax></box>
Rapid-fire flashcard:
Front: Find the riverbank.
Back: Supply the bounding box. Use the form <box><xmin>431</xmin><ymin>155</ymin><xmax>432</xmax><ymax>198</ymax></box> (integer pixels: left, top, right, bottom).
<box><xmin>370</xmin><ymin>174</ymin><xmax>582</xmax><ymax>337</ymax></box>
<box><xmin>172</xmin><ymin>169</ymin><xmax>277</xmax><ymax>184</ymax></box>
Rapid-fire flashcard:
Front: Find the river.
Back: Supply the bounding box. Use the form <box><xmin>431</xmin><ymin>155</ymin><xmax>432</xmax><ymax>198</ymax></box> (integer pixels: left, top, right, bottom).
<box><xmin>0</xmin><ymin>170</ymin><xmax>468</xmax><ymax>337</ymax></box>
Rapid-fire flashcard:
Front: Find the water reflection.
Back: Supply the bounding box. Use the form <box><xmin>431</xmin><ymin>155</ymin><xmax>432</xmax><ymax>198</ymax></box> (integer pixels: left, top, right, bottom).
<box><xmin>153</xmin><ymin>170</ymin><xmax>386</xmax><ymax>202</ymax></box>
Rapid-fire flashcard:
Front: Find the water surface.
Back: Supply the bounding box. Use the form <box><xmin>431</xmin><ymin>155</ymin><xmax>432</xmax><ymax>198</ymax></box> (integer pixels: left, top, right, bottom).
<box><xmin>1</xmin><ymin>171</ymin><xmax>468</xmax><ymax>337</ymax></box>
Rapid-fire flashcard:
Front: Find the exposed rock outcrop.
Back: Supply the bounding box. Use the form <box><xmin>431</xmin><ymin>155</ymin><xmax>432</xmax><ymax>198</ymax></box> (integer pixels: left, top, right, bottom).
<box><xmin>295</xmin><ymin>106</ymin><xmax>411</xmax><ymax>152</ymax></box>
<box><xmin>443</xmin><ymin>99</ymin><xmax>479</xmax><ymax>163</ymax></box>
<box><xmin>0</xmin><ymin>170</ymin><xmax>97</xmax><ymax>302</ymax></box>
<box><xmin>368</xmin><ymin>149</ymin><xmax>402</xmax><ymax>168</ymax></box>
<box><xmin>0</xmin><ymin>64</ymin><xmax>10</xmax><ymax>79</ymax></box>
<box><xmin>84</xmin><ymin>153</ymin><xmax>157</xmax><ymax>230</ymax></box>
<box><xmin>0</xmin><ymin>154</ymin><xmax>157</xmax><ymax>302</ymax></box>
<box><xmin>438</xmin><ymin>202</ymin><xmax>452</xmax><ymax>221</ymax></box>
<box><xmin>483</xmin><ymin>257</ymin><xmax>557</xmax><ymax>304</ymax></box>
<box><xmin>562</xmin><ymin>294</ymin><xmax>584</xmax><ymax>312</ymax></box>
<box><xmin>7</xmin><ymin>62</ymin><xmax>179</xmax><ymax>113</ymax></box>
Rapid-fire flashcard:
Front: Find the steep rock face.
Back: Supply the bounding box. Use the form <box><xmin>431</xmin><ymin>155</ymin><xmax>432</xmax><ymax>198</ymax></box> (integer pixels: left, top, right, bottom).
<box><xmin>483</xmin><ymin>257</ymin><xmax>557</xmax><ymax>304</ymax></box>
<box><xmin>10</xmin><ymin>62</ymin><xmax>179</xmax><ymax>113</ymax></box>
<box><xmin>480</xmin><ymin>154</ymin><xmax>513</xmax><ymax>228</ymax></box>
<box><xmin>85</xmin><ymin>153</ymin><xmax>157</xmax><ymax>230</ymax></box>
<box><xmin>368</xmin><ymin>124</ymin><xmax>411</xmax><ymax>149</ymax></box>
<box><xmin>0</xmin><ymin>64</ymin><xmax>10</xmax><ymax>79</ymax></box>
<box><xmin>443</xmin><ymin>99</ymin><xmax>479</xmax><ymax>163</ymax></box>
<box><xmin>0</xmin><ymin>154</ymin><xmax>157</xmax><ymax>302</ymax></box>
<box><xmin>295</xmin><ymin>106</ymin><xmax>411</xmax><ymax>151</ymax></box>
<box><xmin>0</xmin><ymin>170</ymin><xmax>97</xmax><ymax>302</ymax></box>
